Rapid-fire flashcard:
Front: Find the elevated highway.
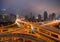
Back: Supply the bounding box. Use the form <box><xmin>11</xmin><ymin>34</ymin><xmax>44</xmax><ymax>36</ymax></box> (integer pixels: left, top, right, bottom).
<box><xmin>0</xmin><ymin>19</ymin><xmax>60</xmax><ymax>42</ymax></box>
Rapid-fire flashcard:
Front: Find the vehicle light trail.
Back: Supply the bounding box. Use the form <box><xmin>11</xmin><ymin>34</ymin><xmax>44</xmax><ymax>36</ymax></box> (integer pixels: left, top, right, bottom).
<box><xmin>41</xmin><ymin>20</ymin><xmax>60</xmax><ymax>26</ymax></box>
<box><xmin>15</xmin><ymin>18</ymin><xmax>21</xmax><ymax>27</ymax></box>
<box><xmin>15</xmin><ymin>18</ymin><xmax>36</xmax><ymax>32</ymax></box>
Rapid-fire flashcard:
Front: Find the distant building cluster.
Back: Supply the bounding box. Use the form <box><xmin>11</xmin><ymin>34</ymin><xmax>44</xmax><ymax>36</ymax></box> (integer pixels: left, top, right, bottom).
<box><xmin>0</xmin><ymin>9</ymin><xmax>60</xmax><ymax>23</ymax></box>
<box><xmin>0</xmin><ymin>9</ymin><xmax>16</xmax><ymax>23</ymax></box>
<box><xmin>25</xmin><ymin>11</ymin><xmax>60</xmax><ymax>22</ymax></box>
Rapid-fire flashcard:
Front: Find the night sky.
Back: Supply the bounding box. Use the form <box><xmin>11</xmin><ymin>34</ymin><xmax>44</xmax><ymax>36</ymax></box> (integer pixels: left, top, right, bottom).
<box><xmin>0</xmin><ymin>0</ymin><xmax>60</xmax><ymax>16</ymax></box>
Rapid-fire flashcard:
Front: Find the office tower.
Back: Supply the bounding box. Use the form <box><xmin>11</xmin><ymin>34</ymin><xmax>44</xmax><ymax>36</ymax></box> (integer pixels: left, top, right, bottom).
<box><xmin>49</xmin><ymin>14</ymin><xmax>52</xmax><ymax>20</ymax></box>
<box><xmin>0</xmin><ymin>15</ymin><xmax>2</xmax><ymax>22</ymax></box>
<box><xmin>51</xmin><ymin>13</ymin><xmax>56</xmax><ymax>20</ymax></box>
<box><xmin>0</xmin><ymin>0</ymin><xmax>3</xmax><ymax>12</ymax></box>
<box><xmin>32</xmin><ymin>16</ymin><xmax>35</xmax><ymax>22</ymax></box>
<box><xmin>49</xmin><ymin>13</ymin><xmax>56</xmax><ymax>20</ymax></box>
<box><xmin>0</xmin><ymin>9</ymin><xmax>8</xmax><ymax>22</ymax></box>
<box><xmin>28</xmin><ymin>12</ymin><xmax>35</xmax><ymax>22</ymax></box>
<box><xmin>44</xmin><ymin>11</ymin><xmax>48</xmax><ymax>21</ymax></box>
<box><xmin>25</xmin><ymin>15</ymin><xmax>29</xmax><ymax>20</ymax></box>
<box><xmin>9</xmin><ymin>13</ymin><xmax>16</xmax><ymax>23</ymax></box>
<box><xmin>38</xmin><ymin>14</ymin><xmax>41</xmax><ymax>22</ymax></box>
<box><xmin>58</xmin><ymin>14</ymin><xmax>60</xmax><ymax>20</ymax></box>
<box><xmin>29</xmin><ymin>12</ymin><xmax>33</xmax><ymax>20</ymax></box>
<box><xmin>30</xmin><ymin>12</ymin><xmax>33</xmax><ymax>19</ymax></box>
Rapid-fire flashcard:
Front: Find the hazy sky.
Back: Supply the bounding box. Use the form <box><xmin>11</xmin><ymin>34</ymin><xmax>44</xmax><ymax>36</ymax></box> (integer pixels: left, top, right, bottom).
<box><xmin>0</xmin><ymin>0</ymin><xmax>60</xmax><ymax>16</ymax></box>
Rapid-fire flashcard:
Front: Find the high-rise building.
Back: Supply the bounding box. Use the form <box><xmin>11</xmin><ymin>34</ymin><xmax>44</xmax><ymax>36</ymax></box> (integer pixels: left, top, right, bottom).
<box><xmin>51</xmin><ymin>13</ymin><xmax>56</xmax><ymax>20</ymax></box>
<box><xmin>32</xmin><ymin>16</ymin><xmax>35</xmax><ymax>22</ymax></box>
<box><xmin>58</xmin><ymin>14</ymin><xmax>60</xmax><ymax>20</ymax></box>
<box><xmin>38</xmin><ymin>14</ymin><xmax>41</xmax><ymax>22</ymax></box>
<box><xmin>0</xmin><ymin>9</ymin><xmax>9</xmax><ymax>22</ymax></box>
<box><xmin>49</xmin><ymin>13</ymin><xmax>56</xmax><ymax>20</ymax></box>
<box><xmin>28</xmin><ymin>12</ymin><xmax>36</xmax><ymax>22</ymax></box>
<box><xmin>44</xmin><ymin>11</ymin><xmax>48</xmax><ymax>21</ymax></box>
<box><xmin>30</xmin><ymin>12</ymin><xmax>33</xmax><ymax>19</ymax></box>
<box><xmin>0</xmin><ymin>15</ymin><xmax>3</xmax><ymax>22</ymax></box>
<box><xmin>49</xmin><ymin>14</ymin><xmax>52</xmax><ymax>20</ymax></box>
<box><xmin>29</xmin><ymin>12</ymin><xmax>33</xmax><ymax>20</ymax></box>
<box><xmin>25</xmin><ymin>15</ymin><xmax>29</xmax><ymax>20</ymax></box>
<box><xmin>9</xmin><ymin>13</ymin><xmax>16</xmax><ymax>23</ymax></box>
<box><xmin>0</xmin><ymin>0</ymin><xmax>3</xmax><ymax>12</ymax></box>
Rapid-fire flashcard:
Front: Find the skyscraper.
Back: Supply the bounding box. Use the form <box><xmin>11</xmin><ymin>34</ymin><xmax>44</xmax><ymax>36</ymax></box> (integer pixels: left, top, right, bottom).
<box><xmin>9</xmin><ymin>13</ymin><xmax>16</xmax><ymax>23</ymax></box>
<box><xmin>49</xmin><ymin>14</ymin><xmax>52</xmax><ymax>20</ymax></box>
<box><xmin>57</xmin><ymin>14</ymin><xmax>60</xmax><ymax>20</ymax></box>
<box><xmin>25</xmin><ymin>15</ymin><xmax>29</xmax><ymax>20</ymax></box>
<box><xmin>0</xmin><ymin>0</ymin><xmax>3</xmax><ymax>10</ymax></box>
<box><xmin>38</xmin><ymin>14</ymin><xmax>41</xmax><ymax>22</ymax></box>
<box><xmin>0</xmin><ymin>9</ymin><xmax>8</xmax><ymax>22</ymax></box>
<box><xmin>51</xmin><ymin>13</ymin><xmax>56</xmax><ymax>20</ymax></box>
<box><xmin>29</xmin><ymin>12</ymin><xmax>33</xmax><ymax>20</ymax></box>
<box><xmin>44</xmin><ymin>11</ymin><xmax>48</xmax><ymax>21</ymax></box>
<box><xmin>49</xmin><ymin>13</ymin><xmax>56</xmax><ymax>20</ymax></box>
<box><xmin>30</xmin><ymin>12</ymin><xmax>33</xmax><ymax>19</ymax></box>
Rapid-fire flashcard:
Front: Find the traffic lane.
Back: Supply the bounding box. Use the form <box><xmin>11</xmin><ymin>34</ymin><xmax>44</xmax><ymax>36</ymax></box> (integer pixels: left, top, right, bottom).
<box><xmin>0</xmin><ymin>33</ymin><xmax>45</xmax><ymax>42</ymax></box>
<box><xmin>40</xmin><ymin>26</ymin><xmax>60</xmax><ymax>34</ymax></box>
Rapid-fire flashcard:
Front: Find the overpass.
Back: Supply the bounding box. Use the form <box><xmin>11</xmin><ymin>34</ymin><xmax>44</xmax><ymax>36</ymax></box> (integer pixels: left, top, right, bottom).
<box><xmin>0</xmin><ymin>19</ymin><xmax>60</xmax><ymax>42</ymax></box>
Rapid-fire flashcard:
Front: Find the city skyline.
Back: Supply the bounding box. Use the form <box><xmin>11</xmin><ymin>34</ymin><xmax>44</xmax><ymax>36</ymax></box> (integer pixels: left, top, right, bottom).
<box><xmin>0</xmin><ymin>0</ymin><xmax>60</xmax><ymax>16</ymax></box>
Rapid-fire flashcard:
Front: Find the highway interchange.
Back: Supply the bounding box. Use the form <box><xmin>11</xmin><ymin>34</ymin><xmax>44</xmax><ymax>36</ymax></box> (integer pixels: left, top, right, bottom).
<box><xmin>0</xmin><ymin>18</ymin><xmax>60</xmax><ymax>42</ymax></box>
